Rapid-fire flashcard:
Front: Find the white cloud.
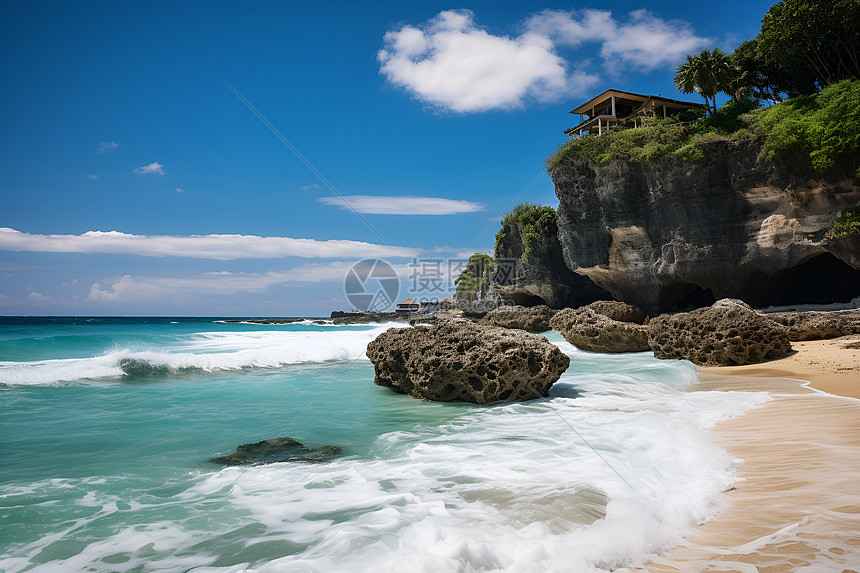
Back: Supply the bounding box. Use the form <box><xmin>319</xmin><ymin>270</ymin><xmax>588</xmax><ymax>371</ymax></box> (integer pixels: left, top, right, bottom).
<box><xmin>527</xmin><ymin>8</ymin><xmax>710</xmax><ymax>71</ymax></box>
<box><xmin>97</xmin><ymin>141</ymin><xmax>120</xmax><ymax>153</ymax></box>
<box><xmin>175</xmin><ymin>187</ymin><xmax>186</xmax><ymax>193</ymax></box>
<box><xmin>0</xmin><ymin>227</ymin><xmax>418</xmax><ymax>260</ymax></box>
<box><xmin>319</xmin><ymin>195</ymin><xmax>485</xmax><ymax>215</ymax></box>
<box><xmin>86</xmin><ymin>262</ymin><xmax>413</xmax><ymax>302</ymax></box>
<box><xmin>379</xmin><ymin>8</ymin><xmax>709</xmax><ymax>112</ymax></box>
<box><xmin>86</xmin><ymin>174</ymin><xmax>99</xmax><ymax>180</ymax></box>
<box><xmin>133</xmin><ymin>162</ymin><xmax>165</xmax><ymax>175</ymax></box>
<box><xmin>378</xmin><ymin>9</ymin><xmax>579</xmax><ymax>112</ymax></box>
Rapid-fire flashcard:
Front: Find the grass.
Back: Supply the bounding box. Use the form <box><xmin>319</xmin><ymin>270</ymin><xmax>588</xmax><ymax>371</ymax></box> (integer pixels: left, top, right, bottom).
<box><xmin>547</xmin><ymin>79</ymin><xmax>860</xmax><ymax>173</ymax></box>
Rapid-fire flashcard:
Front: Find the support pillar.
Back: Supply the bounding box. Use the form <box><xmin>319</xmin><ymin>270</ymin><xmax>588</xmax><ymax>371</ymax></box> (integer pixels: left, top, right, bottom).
<box><xmin>611</xmin><ymin>96</ymin><xmax>616</xmax><ymax>117</ymax></box>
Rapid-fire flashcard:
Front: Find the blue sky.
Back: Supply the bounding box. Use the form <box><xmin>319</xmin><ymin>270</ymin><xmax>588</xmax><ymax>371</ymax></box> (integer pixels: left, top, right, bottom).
<box><xmin>0</xmin><ymin>0</ymin><xmax>774</xmax><ymax>316</ymax></box>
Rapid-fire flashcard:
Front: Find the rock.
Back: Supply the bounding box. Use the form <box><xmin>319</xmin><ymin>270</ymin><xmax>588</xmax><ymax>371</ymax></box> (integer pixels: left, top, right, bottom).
<box><xmin>550</xmin><ymin>307</ymin><xmax>650</xmax><ymax>353</ymax></box>
<box><xmin>408</xmin><ymin>312</ymin><xmax>469</xmax><ymax>326</ymax></box>
<box><xmin>212</xmin><ymin>437</ymin><xmax>341</xmax><ymax>466</ymax></box>
<box><xmin>479</xmin><ymin>305</ymin><xmax>558</xmax><ymax>332</ymax></box>
<box><xmin>581</xmin><ymin>301</ymin><xmax>647</xmax><ymax>324</ymax></box>
<box><xmin>491</xmin><ymin>210</ymin><xmax>612</xmax><ymax>308</ymax></box>
<box><xmin>331</xmin><ymin>311</ymin><xmax>411</xmax><ymax>325</ymax></box>
<box><xmin>551</xmin><ymin>140</ymin><xmax>860</xmax><ymax>314</ymax></box>
<box><xmin>227</xmin><ymin>318</ymin><xmax>303</xmax><ymax>325</ymax></box>
<box><xmin>763</xmin><ymin>310</ymin><xmax>860</xmax><ymax>341</ymax></box>
<box><xmin>648</xmin><ymin>299</ymin><xmax>792</xmax><ymax>366</ymax></box>
<box><xmin>365</xmin><ymin>321</ymin><xmax>570</xmax><ymax>404</ymax></box>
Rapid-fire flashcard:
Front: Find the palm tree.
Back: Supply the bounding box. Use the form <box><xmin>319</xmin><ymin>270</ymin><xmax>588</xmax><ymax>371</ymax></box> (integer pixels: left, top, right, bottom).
<box><xmin>674</xmin><ymin>48</ymin><xmax>734</xmax><ymax>114</ymax></box>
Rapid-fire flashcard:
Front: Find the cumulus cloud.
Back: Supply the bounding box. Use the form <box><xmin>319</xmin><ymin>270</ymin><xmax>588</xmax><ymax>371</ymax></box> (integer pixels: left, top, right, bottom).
<box><xmin>175</xmin><ymin>188</ymin><xmax>186</xmax><ymax>193</ymax></box>
<box><xmin>97</xmin><ymin>141</ymin><xmax>120</xmax><ymax>153</ymax></box>
<box><xmin>319</xmin><ymin>195</ymin><xmax>485</xmax><ymax>215</ymax></box>
<box><xmin>378</xmin><ymin>9</ymin><xmax>580</xmax><ymax>112</ymax></box>
<box><xmin>0</xmin><ymin>227</ymin><xmax>418</xmax><ymax>260</ymax></box>
<box><xmin>86</xmin><ymin>174</ymin><xmax>99</xmax><ymax>180</ymax></box>
<box><xmin>379</xmin><ymin>8</ymin><xmax>709</xmax><ymax>112</ymax></box>
<box><xmin>527</xmin><ymin>8</ymin><xmax>710</xmax><ymax>71</ymax></box>
<box><xmin>133</xmin><ymin>162</ymin><xmax>165</xmax><ymax>175</ymax></box>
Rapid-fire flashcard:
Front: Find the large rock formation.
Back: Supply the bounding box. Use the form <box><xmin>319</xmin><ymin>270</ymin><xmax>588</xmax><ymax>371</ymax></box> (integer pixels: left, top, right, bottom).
<box><xmin>492</xmin><ymin>212</ymin><xmax>612</xmax><ymax>308</ymax></box>
<box><xmin>479</xmin><ymin>304</ymin><xmax>557</xmax><ymax>332</ymax></box>
<box><xmin>648</xmin><ymin>299</ymin><xmax>792</xmax><ymax>366</ymax></box>
<box><xmin>581</xmin><ymin>300</ymin><xmax>648</xmax><ymax>324</ymax></box>
<box><xmin>763</xmin><ymin>309</ymin><xmax>860</xmax><ymax>341</ymax></box>
<box><xmin>550</xmin><ymin>307</ymin><xmax>650</xmax><ymax>353</ymax></box>
<box><xmin>365</xmin><ymin>322</ymin><xmax>570</xmax><ymax>404</ymax></box>
<box><xmin>550</xmin><ymin>140</ymin><xmax>860</xmax><ymax>314</ymax></box>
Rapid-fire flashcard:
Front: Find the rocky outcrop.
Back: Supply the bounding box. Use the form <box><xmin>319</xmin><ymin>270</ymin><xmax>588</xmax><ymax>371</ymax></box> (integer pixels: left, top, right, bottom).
<box><xmin>212</xmin><ymin>437</ymin><xmax>341</xmax><ymax>465</ymax></box>
<box><xmin>550</xmin><ymin>307</ymin><xmax>650</xmax><ymax>353</ymax></box>
<box><xmin>551</xmin><ymin>140</ymin><xmax>860</xmax><ymax>314</ymax></box>
<box><xmin>479</xmin><ymin>305</ymin><xmax>557</xmax><ymax>332</ymax></box>
<box><xmin>763</xmin><ymin>310</ymin><xmax>860</xmax><ymax>341</ymax></box>
<box><xmin>648</xmin><ymin>299</ymin><xmax>792</xmax><ymax>366</ymax></box>
<box><xmin>581</xmin><ymin>301</ymin><xmax>648</xmax><ymax>324</ymax></box>
<box><xmin>365</xmin><ymin>321</ymin><xmax>570</xmax><ymax>404</ymax></box>
<box><xmin>492</xmin><ymin>211</ymin><xmax>612</xmax><ymax>308</ymax></box>
<box><xmin>331</xmin><ymin>311</ymin><xmax>411</xmax><ymax>325</ymax></box>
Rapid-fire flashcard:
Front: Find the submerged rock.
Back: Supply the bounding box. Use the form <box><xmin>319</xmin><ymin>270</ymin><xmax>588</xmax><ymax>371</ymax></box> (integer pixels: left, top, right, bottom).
<box><xmin>365</xmin><ymin>321</ymin><xmax>570</xmax><ymax>404</ymax></box>
<box><xmin>479</xmin><ymin>304</ymin><xmax>558</xmax><ymax>332</ymax></box>
<box><xmin>331</xmin><ymin>311</ymin><xmax>410</xmax><ymax>325</ymax></box>
<box><xmin>763</xmin><ymin>310</ymin><xmax>860</xmax><ymax>341</ymax></box>
<box><xmin>648</xmin><ymin>299</ymin><xmax>792</xmax><ymax>366</ymax></box>
<box><xmin>550</xmin><ymin>308</ymin><xmax>650</xmax><ymax>353</ymax></box>
<box><xmin>212</xmin><ymin>437</ymin><xmax>341</xmax><ymax>466</ymax></box>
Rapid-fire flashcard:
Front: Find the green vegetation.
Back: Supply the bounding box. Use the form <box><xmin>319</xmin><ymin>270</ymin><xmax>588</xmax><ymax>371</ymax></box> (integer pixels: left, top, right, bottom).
<box><xmin>826</xmin><ymin>206</ymin><xmax>860</xmax><ymax>239</ymax></box>
<box><xmin>548</xmin><ymin>79</ymin><xmax>859</xmax><ymax>172</ymax></box>
<box><xmin>454</xmin><ymin>253</ymin><xmax>494</xmax><ymax>302</ymax></box>
<box><xmin>674</xmin><ymin>48</ymin><xmax>734</xmax><ymax>115</ymax></box>
<box><xmin>753</xmin><ymin>79</ymin><xmax>860</xmax><ymax>170</ymax></box>
<box><xmin>548</xmin><ymin>0</ymin><xmax>859</xmax><ymax>172</ymax></box>
<box><xmin>494</xmin><ymin>203</ymin><xmax>556</xmax><ymax>261</ymax></box>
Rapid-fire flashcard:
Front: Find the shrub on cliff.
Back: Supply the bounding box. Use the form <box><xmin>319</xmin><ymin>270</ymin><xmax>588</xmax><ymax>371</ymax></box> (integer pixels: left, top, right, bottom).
<box><xmin>454</xmin><ymin>253</ymin><xmax>494</xmax><ymax>302</ymax></box>
<box><xmin>827</xmin><ymin>206</ymin><xmax>860</xmax><ymax>239</ymax></box>
<box><xmin>494</xmin><ymin>203</ymin><xmax>556</xmax><ymax>262</ymax></box>
<box><xmin>750</xmin><ymin>78</ymin><xmax>860</xmax><ymax>170</ymax></box>
<box><xmin>547</xmin><ymin>79</ymin><xmax>859</xmax><ymax>173</ymax></box>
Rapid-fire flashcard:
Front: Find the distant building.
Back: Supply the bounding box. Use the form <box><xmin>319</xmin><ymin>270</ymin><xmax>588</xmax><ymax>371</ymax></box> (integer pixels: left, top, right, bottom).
<box><xmin>565</xmin><ymin>89</ymin><xmax>705</xmax><ymax>138</ymax></box>
<box><xmin>395</xmin><ymin>298</ymin><xmax>420</xmax><ymax>313</ymax></box>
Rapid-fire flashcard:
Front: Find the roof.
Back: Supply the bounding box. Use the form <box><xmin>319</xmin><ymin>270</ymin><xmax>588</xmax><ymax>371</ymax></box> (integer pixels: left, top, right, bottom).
<box><xmin>397</xmin><ymin>298</ymin><xmax>417</xmax><ymax>305</ymax></box>
<box><xmin>570</xmin><ymin>89</ymin><xmax>705</xmax><ymax>115</ymax></box>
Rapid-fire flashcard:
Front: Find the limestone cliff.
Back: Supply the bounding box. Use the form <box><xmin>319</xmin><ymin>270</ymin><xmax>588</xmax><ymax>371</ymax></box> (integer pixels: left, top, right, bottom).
<box><xmin>548</xmin><ymin>140</ymin><xmax>860</xmax><ymax>314</ymax></box>
<box><xmin>492</xmin><ymin>211</ymin><xmax>610</xmax><ymax>308</ymax></box>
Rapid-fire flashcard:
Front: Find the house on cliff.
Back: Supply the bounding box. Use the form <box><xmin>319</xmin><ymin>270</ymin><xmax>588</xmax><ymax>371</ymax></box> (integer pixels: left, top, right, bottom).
<box><xmin>565</xmin><ymin>89</ymin><xmax>705</xmax><ymax>137</ymax></box>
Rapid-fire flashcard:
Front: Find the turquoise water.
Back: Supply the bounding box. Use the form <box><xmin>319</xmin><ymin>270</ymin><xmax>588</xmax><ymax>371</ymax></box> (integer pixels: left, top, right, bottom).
<box><xmin>0</xmin><ymin>318</ymin><xmax>767</xmax><ymax>572</ymax></box>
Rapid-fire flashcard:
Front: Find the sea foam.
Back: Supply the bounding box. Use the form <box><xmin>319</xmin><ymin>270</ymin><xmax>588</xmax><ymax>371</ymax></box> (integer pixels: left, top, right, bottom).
<box><xmin>0</xmin><ymin>324</ymin><xmax>406</xmax><ymax>386</ymax></box>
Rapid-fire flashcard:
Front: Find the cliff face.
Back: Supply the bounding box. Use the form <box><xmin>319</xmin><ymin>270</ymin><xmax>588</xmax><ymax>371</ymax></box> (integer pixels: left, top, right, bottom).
<box><xmin>493</xmin><ymin>217</ymin><xmax>610</xmax><ymax>308</ymax></box>
<box><xmin>549</xmin><ymin>140</ymin><xmax>860</xmax><ymax>314</ymax></box>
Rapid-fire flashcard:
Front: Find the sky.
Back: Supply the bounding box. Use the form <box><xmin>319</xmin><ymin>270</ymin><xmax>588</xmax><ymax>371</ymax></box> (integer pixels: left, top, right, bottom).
<box><xmin>0</xmin><ymin>0</ymin><xmax>775</xmax><ymax>316</ymax></box>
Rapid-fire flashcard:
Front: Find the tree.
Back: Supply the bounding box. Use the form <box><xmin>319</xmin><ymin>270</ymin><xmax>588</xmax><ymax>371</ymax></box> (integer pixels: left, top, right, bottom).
<box><xmin>674</xmin><ymin>48</ymin><xmax>734</xmax><ymax>114</ymax></box>
<box><xmin>755</xmin><ymin>0</ymin><xmax>859</xmax><ymax>96</ymax></box>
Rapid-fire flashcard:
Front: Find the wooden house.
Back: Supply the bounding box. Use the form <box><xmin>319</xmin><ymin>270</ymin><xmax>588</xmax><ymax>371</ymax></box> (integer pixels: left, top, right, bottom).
<box><xmin>395</xmin><ymin>298</ymin><xmax>420</xmax><ymax>313</ymax></box>
<box><xmin>565</xmin><ymin>89</ymin><xmax>705</xmax><ymax>137</ymax></box>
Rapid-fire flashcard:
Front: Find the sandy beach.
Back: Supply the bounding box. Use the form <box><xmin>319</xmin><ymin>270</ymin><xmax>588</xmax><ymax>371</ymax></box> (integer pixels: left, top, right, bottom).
<box><xmin>638</xmin><ymin>334</ymin><xmax>860</xmax><ymax>572</ymax></box>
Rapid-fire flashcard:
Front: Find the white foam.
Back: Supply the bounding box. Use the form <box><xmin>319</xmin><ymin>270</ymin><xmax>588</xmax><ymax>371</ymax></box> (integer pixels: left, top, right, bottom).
<box><xmin>0</xmin><ymin>324</ymin><xmax>407</xmax><ymax>386</ymax></box>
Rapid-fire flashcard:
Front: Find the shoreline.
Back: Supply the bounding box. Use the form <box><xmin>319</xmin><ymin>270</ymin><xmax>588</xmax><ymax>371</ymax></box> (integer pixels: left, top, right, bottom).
<box><xmin>639</xmin><ymin>334</ymin><xmax>860</xmax><ymax>571</ymax></box>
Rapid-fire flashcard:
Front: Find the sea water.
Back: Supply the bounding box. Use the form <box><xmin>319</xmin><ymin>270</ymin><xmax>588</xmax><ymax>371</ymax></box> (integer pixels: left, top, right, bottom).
<box><xmin>0</xmin><ymin>317</ymin><xmax>768</xmax><ymax>572</ymax></box>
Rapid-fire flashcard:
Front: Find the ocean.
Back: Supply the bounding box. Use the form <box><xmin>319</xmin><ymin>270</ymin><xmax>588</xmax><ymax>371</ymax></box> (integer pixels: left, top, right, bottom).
<box><xmin>0</xmin><ymin>317</ymin><xmax>768</xmax><ymax>572</ymax></box>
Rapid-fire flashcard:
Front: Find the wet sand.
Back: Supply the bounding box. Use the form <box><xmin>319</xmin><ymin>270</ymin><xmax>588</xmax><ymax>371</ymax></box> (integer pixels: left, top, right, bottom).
<box><xmin>637</xmin><ymin>335</ymin><xmax>860</xmax><ymax>572</ymax></box>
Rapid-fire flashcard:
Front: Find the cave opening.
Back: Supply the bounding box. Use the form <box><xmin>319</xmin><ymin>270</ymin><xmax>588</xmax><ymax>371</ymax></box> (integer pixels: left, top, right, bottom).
<box><xmin>750</xmin><ymin>253</ymin><xmax>860</xmax><ymax>307</ymax></box>
<box><xmin>505</xmin><ymin>292</ymin><xmax>547</xmax><ymax>307</ymax></box>
<box><xmin>661</xmin><ymin>284</ymin><xmax>717</xmax><ymax>312</ymax></box>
